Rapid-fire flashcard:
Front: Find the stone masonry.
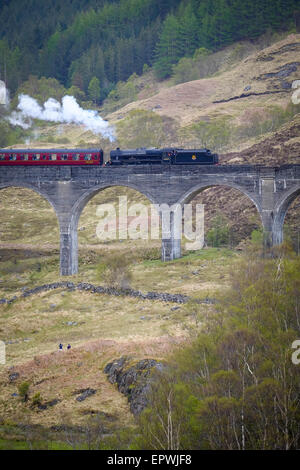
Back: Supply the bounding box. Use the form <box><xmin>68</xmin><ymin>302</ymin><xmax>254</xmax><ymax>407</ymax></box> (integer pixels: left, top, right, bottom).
<box><xmin>1</xmin><ymin>164</ymin><xmax>299</xmax><ymax>275</ymax></box>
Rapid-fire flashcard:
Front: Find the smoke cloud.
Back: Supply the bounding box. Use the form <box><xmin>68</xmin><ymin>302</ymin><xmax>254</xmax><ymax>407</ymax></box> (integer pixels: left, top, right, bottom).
<box><xmin>8</xmin><ymin>94</ymin><xmax>115</xmax><ymax>141</ymax></box>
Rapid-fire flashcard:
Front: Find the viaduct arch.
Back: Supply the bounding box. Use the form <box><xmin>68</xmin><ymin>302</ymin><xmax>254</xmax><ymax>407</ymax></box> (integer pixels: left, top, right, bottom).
<box><xmin>66</xmin><ymin>183</ymin><xmax>158</xmax><ymax>275</ymax></box>
<box><xmin>0</xmin><ymin>164</ymin><xmax>299</xmax><ymax>275</ymax></box>
<box><xmin>273</xmin><ymin>184</ymin><xmax>300</xmax><ymax>245</ymax></box>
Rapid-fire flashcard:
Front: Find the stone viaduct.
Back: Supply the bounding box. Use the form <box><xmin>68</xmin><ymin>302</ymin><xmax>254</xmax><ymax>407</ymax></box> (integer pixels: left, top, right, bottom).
<box><xmin>0</xmin><ymin>164</ymin><xmax>300</xmax><ymax>275</ymax></box>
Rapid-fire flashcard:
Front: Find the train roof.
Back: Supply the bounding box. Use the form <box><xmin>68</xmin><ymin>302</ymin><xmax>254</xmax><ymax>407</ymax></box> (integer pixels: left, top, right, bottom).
<box><xmin>112</xmin><ymin>147</ymin><xmax>210</xmax><ymax>151</ymax></box>
<box><xmin>110</xmin><ymin>147</ymin><xmax>212</xmax><ymax>155</ymax></box>
<box><xmin>0</xmin><ymin>148</ymin><xmax>102</xmax><ymax>153</ymax></box>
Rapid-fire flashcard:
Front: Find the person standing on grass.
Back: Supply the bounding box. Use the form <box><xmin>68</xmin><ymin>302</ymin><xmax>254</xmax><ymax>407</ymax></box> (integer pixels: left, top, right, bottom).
<box><xmin>67</xmin><ymin>344</ymin><xmax>71</xmax><ymax>350</ymax></box>
<box><xmin>59</xmin><ymin>343</ymin><xmax>63</xmax><ymax>351</ymax></box>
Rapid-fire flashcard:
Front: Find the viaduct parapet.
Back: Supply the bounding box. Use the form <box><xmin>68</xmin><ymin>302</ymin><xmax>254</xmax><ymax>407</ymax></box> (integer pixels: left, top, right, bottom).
<box><xmin>1</xmin><ymin>164</ymin><xmax>299</xmax><ymax>275</ymax></box>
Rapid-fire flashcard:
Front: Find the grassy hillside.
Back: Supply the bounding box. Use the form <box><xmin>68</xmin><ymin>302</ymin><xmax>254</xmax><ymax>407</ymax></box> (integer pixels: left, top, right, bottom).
<box><xmin>6</xmin><ymin>33</ymin><xmax>300</xmax><ymax>157</ymax></box>
<box><xmin>0</xmin><ymin>32</ymin><xmax>299</xmax><ymax>447</ymax></box>
<box><xmin>106</xmin><ymin>33</ymin><xmax>300</xmax><ymax>155</ymax></box>
<box><xmin>0</xmin><ymin>246</ymin><xmax>236</xmax><ymax>440</ymax></box>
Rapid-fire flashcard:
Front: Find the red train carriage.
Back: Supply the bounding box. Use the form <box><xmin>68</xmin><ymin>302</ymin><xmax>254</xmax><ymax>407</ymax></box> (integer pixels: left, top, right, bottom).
<box><xmin>0</xmin><ymin>149</ymin><xmax>103</xmax><ymax>165</ymax></box>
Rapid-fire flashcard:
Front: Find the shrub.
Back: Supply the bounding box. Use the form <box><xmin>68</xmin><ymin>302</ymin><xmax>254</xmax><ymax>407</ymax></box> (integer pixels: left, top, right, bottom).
<box><xmin>180</xmin><ymin>116</ymin><xmax>232</xmax><ymax>152</ymax></box>
<box><xmin>18</xmin><ymin>382</ymin><xmax>30</xmax><ymax>402</ymax></box>
<box><xmin>97</xmin><ymin>253</ymin><xmax>133</xmax><ymax>289</ymax></box>
<box><xmin>54</xmin><ymin>137</ymin><xmax>70</xmax><ymax>144</ymax></box>
<box><xmin>172</xmin><ymin>57</ymin><xmax>199</xmax><ymax>85</ymax></box>
<box><xmin>143</xmin><ymin>64</ymin><xmax>150</xmax><ymax>74</ymax></box>
<box><xmin>105</xmin><ymin>79</ymin><xmax>138</xmax><ymax>112</ymax></box>
<box><xmin>116</xmin><ymin>109</ymin><xmax>168</xmax><ymax>148</ymax></box>
<box><xmin>206</xmin><ymin>213</ymin><xmax>230</xmax><ymax>247</ymax></box>
<box><xmin>12</xmin><ymin>75</ymin><xmax>67</xmax><ymax>108</ymax></box>
<box><xmin>31</xmin><ymin>392</ymin><xmax>42</xmax><ymax>407</ymax></box>
<box><xmin>236</xmin><ymin>103</ymin><xmax>299</xmax><ymax>140</ymax></box>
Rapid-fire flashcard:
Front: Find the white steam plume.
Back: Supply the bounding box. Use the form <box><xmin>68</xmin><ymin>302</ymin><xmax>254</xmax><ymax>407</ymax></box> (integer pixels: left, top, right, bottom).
<box><xmin>8</xmin><ymin>94</ymin><xmax>115</xmax><ymax>142</ymax></box>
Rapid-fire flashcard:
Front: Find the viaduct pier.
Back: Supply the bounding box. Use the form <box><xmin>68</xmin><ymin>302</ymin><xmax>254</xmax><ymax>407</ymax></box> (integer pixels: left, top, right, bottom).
<box><xmin>1</xmin><ymin>164</ymin><xmax>299</xmax><ymax>275</ymax></box>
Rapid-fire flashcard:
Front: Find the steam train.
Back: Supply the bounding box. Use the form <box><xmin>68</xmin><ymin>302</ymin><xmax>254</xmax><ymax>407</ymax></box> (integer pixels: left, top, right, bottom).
<box><xmin>107</xmin><ymin>147</ymin><xmax>219</xmax><ymax>165</ymax></box>
<box><xmin>0</xmin><ymin>147</ymin><xmax>218</xmax><ymax>166</ymax></box>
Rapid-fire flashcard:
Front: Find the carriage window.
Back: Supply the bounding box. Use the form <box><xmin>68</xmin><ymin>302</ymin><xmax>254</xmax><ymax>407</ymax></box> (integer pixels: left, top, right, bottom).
<box><xmin>84</xmin><ymin>154</ymin><xmax>92</xmax><ymax>160</ymax></box>
<box><xmin>9</xmin><ymin>154</ymin><xmax>13</xmax><ymax>160</ymax></box>
<box><xmin>24</xmin><ymin>154</ymin><xmax>29</xmax><ymax>160</ymax></box>
<box><xmin>20</xmin><ymin>154</ymin><xmax>24</xmax><ymax>160</ymax></box>
<box><xmin>12</xmin><ymin>154</ymin><xmax>17</xmax><ymax>160</ymax></box>
<box><xmin>0</xmin><ymin>154</ymin><xmax>5</xmax><ymax>160</ymax></box>
<box><xmin>32</xmin><ymin>154</ymin><xmax>40</xmax><ymax>160</ymax></box>
<box><xmin>51</xmin><ymin>154</ymin><xmax>57</xmax><ymax>161</ymax></box>
<box><xmin>61</xmin><ymin>154</ymin><xmax>68</xmax><ymax>160</ymax></box>
<box><xmin>72</xmin><ymin>155</ymin><xmax>80</xmax><ymax>161</ymax></box>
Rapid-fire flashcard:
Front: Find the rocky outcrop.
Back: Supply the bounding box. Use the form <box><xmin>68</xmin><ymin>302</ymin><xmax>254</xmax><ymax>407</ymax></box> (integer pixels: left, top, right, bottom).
<box><xmin>74</xmin><ymin>388</ymin><xmax>97</xmax><ymax>402</ymax></box>
<box><xmin>38</xmin><ymin>398</ymin><xmax>60</xmax><ymax>410</ymax></box>
<box><xmin>213</xmin><ymin>88</ymin><xmax>289</xmax><ymax>104</ymax></box>
<box><xmin>104</xmin><ymin>357</ymin><xmax>164</xmax><ymax>415</ymax></box>
<box><xmin>8</xmin><ymin>372</ymin><xmax>20</xmax><ymax>383</ymax></box>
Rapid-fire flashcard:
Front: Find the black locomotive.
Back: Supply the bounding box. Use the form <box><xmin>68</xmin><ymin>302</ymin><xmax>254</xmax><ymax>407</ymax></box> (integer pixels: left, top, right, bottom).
<box><xmin>106</xmin><ymin>147</ymin><xmax>218</xmax><ymax>165</ymax></box>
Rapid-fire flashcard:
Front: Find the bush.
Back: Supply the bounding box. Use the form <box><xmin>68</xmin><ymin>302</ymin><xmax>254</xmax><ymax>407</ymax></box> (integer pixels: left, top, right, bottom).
<box><xmin>105</xmin><ymin>79</ymin><xmax>138</xmax><ymax>112</ymax></box>
<box><xmin>251</xmin><ymin>228</ymin><xmax>264</xmax><ymax>245</ymax></box>
<box><xmin>172</xmin><ymin>57</ymin><xmax>199</xmax><ymax>85</ymax></box>
<box><xmin>18</xmin><ymin>382</ymin><xmax>30</xmax><ymax>402</ymax></box>
<box><xmin>0</xmin><ymin>118</ymin><xmax>29</xmax><ymax>147</ymax></box>
<box><xmin>172</xmin><ymin>45</ymin><xmax>247</xmax><ymax>85</ymax></box>
<box><xmin>31</xmin><ymin>392</ymin><xmax>42</xmax><ymax>407</ymax></box>
<box><xmin>179</xmin><ymin>116</ymin><xmax>232</xmax><ymax>151</ymax></box>
<box><xmin>66</xmin><ymin>85</ymin><xmax>86</xmax><ymax>103</ymax></box>
<box><xmin>97</xmin><ymin>253</ymin><xmax>133</xmax><ymax>289</ymax></box>
<box><xmin>237</xmin><ymin>103</ymin><xmax>299</xmax><ymax>140</ymax></box>
<box><xmin>116</xmin><ymin>109</ymin><xmax>173</xmax><ymax>148</ymax></box>
<box><xmin>143</xmin><ymin>64</ymin><xmax>150</xmax><ymax>74</ymax></box>
<box><xmin>54</xmin><ymin>137</ymin><xmax>70</xmax><ymax>144</ymax></box>
<box><xmin>12</xmin><ymin>75</ymin><xmax>67</xmax><ymax>107</ymax></box>
<box><xmin>206</xmin><ymin>213</ymin><xmax>230</xmax><ymax>247</ymax></box>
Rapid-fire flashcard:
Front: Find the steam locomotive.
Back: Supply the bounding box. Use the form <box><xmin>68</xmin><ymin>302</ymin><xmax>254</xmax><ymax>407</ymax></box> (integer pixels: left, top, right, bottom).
<box><xmin>107</xmin><ymin>147</ymin><xmax>219</xmax><ymax>165</ymax></box>
<box><xmin>0</xmin><ymin>147</ymin><xmax>218</xmax><ymax>166</ymax></box>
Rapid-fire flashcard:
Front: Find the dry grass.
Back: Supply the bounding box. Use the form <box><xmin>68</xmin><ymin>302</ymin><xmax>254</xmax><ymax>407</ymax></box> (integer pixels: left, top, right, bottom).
<box><xmin>0</xmin><ymin>282</ymin><xmax>212</xmax><ymax>427</ymax></box>
<box><xmin>108</xmin><ymin>34</ymin><xmax>300</xmax><ymax>126</ymax></box>
<box><xmin>0</xmin><ymin>184</ymin><xmax>236</xmax><ymax>429</ymax></box>
<box><xmin>106</xmin><ymin>33</ymin><xmax>300</xmax><ymax>152</ymax></box>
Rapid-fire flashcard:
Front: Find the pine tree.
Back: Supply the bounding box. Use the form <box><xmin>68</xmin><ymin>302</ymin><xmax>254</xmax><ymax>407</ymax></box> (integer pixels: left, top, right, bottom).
<box><xmin>88</xmin><ymin>76</ymin><xmax>100</xmax><ymax>104</ymax></box>
<box><xmin>178</xmin><ymin>3</ymin><xmax>199</xmax><ymax>57</ymax></box>
<box><xmin>154</xmin><ymin>14</ymin><xmax>181</xmax><ymax>79</ymax></box>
